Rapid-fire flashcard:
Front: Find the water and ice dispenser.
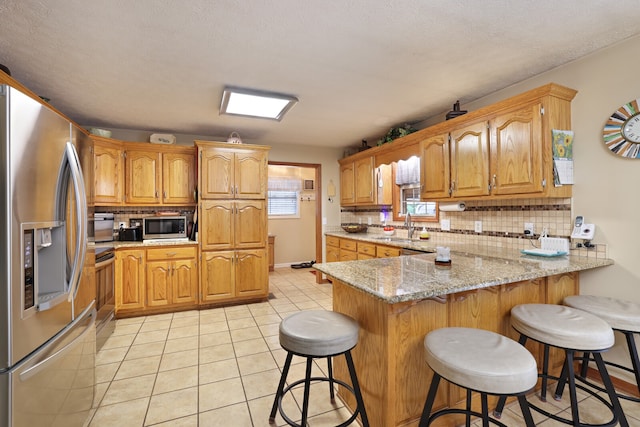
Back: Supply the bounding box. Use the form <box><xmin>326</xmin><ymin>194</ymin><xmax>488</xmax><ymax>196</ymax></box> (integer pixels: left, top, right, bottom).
<box><xmin>22</xmin><ymin>221</ymin><xmax>67</xmax><ymax>316</ymax></box>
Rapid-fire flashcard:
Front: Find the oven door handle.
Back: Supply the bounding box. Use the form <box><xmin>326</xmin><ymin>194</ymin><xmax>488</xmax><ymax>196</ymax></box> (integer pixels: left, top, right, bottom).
<box><xmin>96</xmin><ymin>255</ymin><xmax>115</xmax><ymax>269</ymax></box>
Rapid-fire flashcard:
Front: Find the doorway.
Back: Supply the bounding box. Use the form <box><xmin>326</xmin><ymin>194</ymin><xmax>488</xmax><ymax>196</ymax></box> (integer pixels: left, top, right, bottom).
<box><xmin>268</xmin><ymin>161</ymin><xmax>323</xmax><ymax>284</ymax></box>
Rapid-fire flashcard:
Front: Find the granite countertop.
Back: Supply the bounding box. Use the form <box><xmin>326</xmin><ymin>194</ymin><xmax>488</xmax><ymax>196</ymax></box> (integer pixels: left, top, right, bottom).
<box><xmin>327</xmin><ymin>231</ymin><xmax>437</xmax><ymax>253</ymax></box>
<box><xmin>315</xmin><ymin>239</ymin><xmax>613</xmax><ymax>303</ymax></box>
<box><xmin>110</xmin><ymin>239</ymin><xmax>198</xmax><ymax>249</ymax></box>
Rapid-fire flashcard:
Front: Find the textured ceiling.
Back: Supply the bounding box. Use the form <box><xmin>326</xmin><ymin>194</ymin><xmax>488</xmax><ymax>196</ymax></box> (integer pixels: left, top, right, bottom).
<box><xmin>1</xmin><ymin>1</ymin><xmax>640</xmax><ymax>149</ymax></box>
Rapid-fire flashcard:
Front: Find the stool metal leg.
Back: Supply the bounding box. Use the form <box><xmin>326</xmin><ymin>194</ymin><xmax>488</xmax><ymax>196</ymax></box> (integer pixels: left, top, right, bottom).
<box><xmin>300</xmin><ymin>357</ymin><xmax>314</xmax><ymax>426</ymax></box>
<box><xmin>540</xmin><ymin>343</ymin><xmax>550</xmax><ymax>402</ymax></box>
<box><xmin>624</xmin><ymin>331</ymin><xmax>640</xmax><ymax>397</ymax></box>
<box><xmin>593</xmin><ymin>352</ymin><xmax>630</xmax><ymax>427</ymax></box>
<box><xmin>419</xmin><ymin>372</ymin><xmax>441</xmax><ymax>427</ymax></box>
<box><xmin>466</xmin><ymin>389</ymin><xmax>472</xmax><ymax>427</ymax></box>
<box><xmin>270</xmin><ymin>352</ymin><xmax>294</xmax><ymax>423</ymax></box>
<box><xmin>517</xmin><ymin>394</ymin><xmax>536</xmax><ymax>427</ymax></box>
<box><xmin>327</xmin><ymin>356</ymin><xmax>335</xmax><ymax>403</ymax></box>
<box><xmin>345</xmin><ymin>350</ymin><xmax>369</xmax><ymax>427</ymax></box>
<box><xmin>480</xmin><ymin>392</ymin><xmax>489</xmax><ymax>427</ymax></box>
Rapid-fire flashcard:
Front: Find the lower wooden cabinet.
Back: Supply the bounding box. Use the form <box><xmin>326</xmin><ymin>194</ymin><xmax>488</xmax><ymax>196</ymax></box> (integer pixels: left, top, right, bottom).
<box><xmin>326</xmin><ymin>236</ymin><xmax>340</xmax><ymax>262</ymax></box>
<box><xmin>115</xmin><ymin>245</ymin><xmax>198</xmax><ymax>317</ymax></box>
<box><xmin>200</xmin><ymin>249</ymin><xmax>268</xmax><ymax>304</ymax></box>
<box><xmin>115</xmin><ymin>249</ymin><xmax>145</xmax><ymax>312</ymax></box>
<box><xmin>326</xmin><ymin>236</ymin><xmax>404</xmax><ymax>262</ymax></box>
<box><xmin>146</xmin><ymin>247</ymin><xmax>198</xmax><ymax>308</ymax></box>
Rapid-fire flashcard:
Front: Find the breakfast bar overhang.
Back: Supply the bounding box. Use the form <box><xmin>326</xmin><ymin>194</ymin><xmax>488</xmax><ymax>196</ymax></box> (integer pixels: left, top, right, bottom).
<box><xmin>313</xmin><ymin>249</ymin><xmax>613</xmax><ymax>427</ymax></box>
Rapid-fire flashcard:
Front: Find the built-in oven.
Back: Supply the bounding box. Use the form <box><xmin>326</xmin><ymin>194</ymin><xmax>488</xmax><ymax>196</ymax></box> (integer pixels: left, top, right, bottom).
<box><xmin>95</xmin><ymin>245</ymin><xmax>115</xmax><ymax>351</ymax></box>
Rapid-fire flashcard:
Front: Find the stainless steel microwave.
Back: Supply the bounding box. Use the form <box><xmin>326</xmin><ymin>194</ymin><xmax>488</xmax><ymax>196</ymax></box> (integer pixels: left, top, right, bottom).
<box><xmin>143</xmin><ymin>216</ymin><xmax>187</xmax><ymax>240</ymax></box>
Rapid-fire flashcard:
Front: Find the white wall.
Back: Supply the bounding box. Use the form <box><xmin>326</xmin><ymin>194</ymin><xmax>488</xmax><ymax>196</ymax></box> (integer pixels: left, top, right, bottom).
<box><xmin>443</xmin><ymin>35</ymin><xmax>640</xmax><ymax>303</ymax></box>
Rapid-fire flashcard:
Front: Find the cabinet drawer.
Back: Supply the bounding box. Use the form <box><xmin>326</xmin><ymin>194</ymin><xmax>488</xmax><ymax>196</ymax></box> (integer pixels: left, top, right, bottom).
<box><xmin>339</xmin><ymin>239</ymin><xmax>357</xmax><ymax>251</ymax></box>
<box><xmin>146</xmin><ymin>246</ymin><xmax>196</xmax><ymax>261</ymax></box>
<box><xmin>358</xmin><ymin>242</ymin><xmax>376</xmax><ymax>256</ymax></box>
<box><xmin>326</xmin><ymin>236</ymin><xmax>340</xmax><ymax>247</ymax></box>
<box><xmin>377</xmin><ymin>245</ymin><xmax>401</xmax><ymax>258</ymax></box>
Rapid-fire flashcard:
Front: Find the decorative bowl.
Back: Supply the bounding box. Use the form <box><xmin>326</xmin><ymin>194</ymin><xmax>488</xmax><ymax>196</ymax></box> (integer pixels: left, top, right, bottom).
<box><xmin>342</xmin><ymin>225</ymin><xmax>367</xmax><ymax>233</ymax></box>
<box><xmin>382</xmin><ymin>229</ymin><xmax>395</xmax><ymax>236</ymax></box>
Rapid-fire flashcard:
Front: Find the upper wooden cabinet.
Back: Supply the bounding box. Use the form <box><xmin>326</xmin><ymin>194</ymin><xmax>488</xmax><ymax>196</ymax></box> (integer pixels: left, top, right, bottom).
<box><xmin>339</xmin><ymin>83</ymin><xmax>576</xmax><ymax>202</ymax></box>
<box><xmin>93</xmin><ymin>137</ymin><xmax>196</xmax><ymax>206</ymax></box>
<box><xmin>419</xmin><ymin>133</ymin><xmax>450</xmax><ymax>199</ymax></box>
<box><xmin>94</xmin><ymin>137</ymin><xmax>125</xmax><ymax>205</ymax></box>
<box><xmin>197</xmin><ymin>141</ymin><xmax>269</xmax><ymax>199</ymax></box>
<box><xmin>339</xmin><ymin>156</ymin><xmax>392</xmax><ymax>206</ymax></box>
<box><xmin>199</xmin><ymin>199</ymin><xmax>267</xmax><ymax>250</ymax></box>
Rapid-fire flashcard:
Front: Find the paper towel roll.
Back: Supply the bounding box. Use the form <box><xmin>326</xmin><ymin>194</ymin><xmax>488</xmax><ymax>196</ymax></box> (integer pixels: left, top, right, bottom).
<box><xmin>439</xmin><ymin>202</ymin><xmax>466</xmax><ymax>212</ymax></box>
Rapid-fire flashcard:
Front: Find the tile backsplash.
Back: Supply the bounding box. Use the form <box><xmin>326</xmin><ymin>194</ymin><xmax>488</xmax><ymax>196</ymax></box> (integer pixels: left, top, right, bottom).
<box><xmin>340</xmin><ymin>198</ymin><xmax>607</xmax><ymax>258</ymax></box>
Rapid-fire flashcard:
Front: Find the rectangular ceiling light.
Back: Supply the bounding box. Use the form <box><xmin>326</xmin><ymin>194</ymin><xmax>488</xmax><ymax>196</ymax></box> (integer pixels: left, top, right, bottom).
<box><xmin>220</xmin><ymin>87</ymin><xmax>298</xmax><ymax>121</ymax></box>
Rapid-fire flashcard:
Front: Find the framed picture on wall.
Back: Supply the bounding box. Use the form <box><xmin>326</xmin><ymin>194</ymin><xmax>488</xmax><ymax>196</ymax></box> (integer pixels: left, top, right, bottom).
<box><xmin>304</xmin><ymin>179</ymin><xmax>314</xmax><ymax>190</ymax></box>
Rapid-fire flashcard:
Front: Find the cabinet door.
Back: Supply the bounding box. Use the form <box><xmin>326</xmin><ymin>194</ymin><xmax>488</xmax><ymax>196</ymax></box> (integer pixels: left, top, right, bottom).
<box><xmin>235</xmin><ymin>200</ymin><xmax>267</xmax><ymax>249</ymax></box>
<box><xmin>125</xmin><ymin>150</ymin><xmax>161</xmax><ymax>204</ymax></box>
<box><xmin>339</xmin><ymin>249</ymin><xmax>357</xmax><ymax>261</ymax></box>
<box><xmin>326</xmin><ymin>245</ymin><xmax>340</xmax><ymax>263</ymax></box>
<box><xmin>201</xmin><ymin>251</ymin><xmax>235</xmax><ymax>302</ymax></box>
<box><xmin>420</xmin><ymin>133</ymin><xmax>450</xmax><ymax>199</ymax></box>
<box><xmin>115</xmin><ymin>249</ymin><xmax>145</xmax><ymax>311</ymax></box>
<box><xmin>236</xmin><ymin>249</ymin><xmax>268</xmax><ymax>297</ymax></box>
<box><xmin>490</xmin><ymin>104</ymin><xmax>543</xmax><ymax>195</ymax></box>
<box><xmin>146</xmin><ymin>261</ymin><xmax>171</xmax><ymax>307</ymax></box>
<box><xmin>200</xmin><ymin>147</ymin><xmax>235</xmax><ymax>199</ymax></box>
<box><xmin>448</xmin><ymin>288</ymin><xmax>500</xmax><ymax>406</ymax></box>
<box><xmin>354</xmin><ymin>157</ymin><xmax>375</xmax><ymax>204</ymax></box>
<box><xmin>173</xmin><ymin>259</ymin><xmax>198</xmax><ymax>304</ymax></box>
<box><xmin>200</xmin><ymin>200</ymin><xmax>234</xmax><ymax>250</ymax></box>
<box><xmin>163</xmin><ymin>152</ymin><xmax>195</xmax><ymax>204</ymax></box>
<box><xmin>340</xmin><ymin>162</ymin><xmax>355</xmax><ymax>205</ymax></box>
<box><xmin>450</xmin><ymin>121</ymin><xmax>490</xmax><ymax>198</ymax></box>
<box><xmin>94</xmin><ymin>141</ymin><xmax>124</xmax><ymax>205</ymax></box>
<box><xmin>235</xmin><ymin>150</ymin><xmax>267</xmax><ymax>199</ymax></box>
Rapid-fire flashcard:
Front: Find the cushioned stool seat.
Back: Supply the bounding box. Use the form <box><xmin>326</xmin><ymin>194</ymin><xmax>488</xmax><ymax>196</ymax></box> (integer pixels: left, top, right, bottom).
<box><xmin>269</xmin><ymin>310</ymin><xmax>369</xmax><ymax>427</ymax></box>
<box><xmin>564</xmin><ymin>295</ymin><xmax>640</xmax><ymax>403</ymax></box>
<box><xmin>494</xmin><ymin>303</ymin><xmax>629</xmax><ymax>427</ymax></box>
<box><xmin>420</xmin><ymin>327</ymin><xmax>537</xmax><ymax>427</ymax></box>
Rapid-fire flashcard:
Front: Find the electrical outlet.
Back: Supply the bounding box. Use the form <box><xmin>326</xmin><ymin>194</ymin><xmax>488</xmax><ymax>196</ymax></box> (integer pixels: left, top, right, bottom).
<box><xmin>474</xmin><ymin>221</ymin><xmax>482</xmax><ymax>233</ymax></box>
<box><xmin>524</xmin><ymin>222</ymin><xmax>534</xmax><ymax>236</ymax></box>
<box><xmin>367</xmin><ymin>217</ymin><xmax>372</xmax><ymax>225</ymax></box>
<box><xmin>440</xmin><ymin>219</ymin><xmax>451</xmax><ymax>231</ymax></box>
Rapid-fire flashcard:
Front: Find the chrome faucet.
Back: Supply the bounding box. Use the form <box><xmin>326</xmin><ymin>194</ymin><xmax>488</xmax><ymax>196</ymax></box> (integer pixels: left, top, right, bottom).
<box><xmin>405</xmin><ymin>213</ymin><xmax>415</xmax><ymax>239</ymax></box>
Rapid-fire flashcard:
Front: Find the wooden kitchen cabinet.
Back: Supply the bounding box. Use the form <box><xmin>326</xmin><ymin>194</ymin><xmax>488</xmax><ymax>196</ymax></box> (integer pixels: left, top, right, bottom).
<box><xmin>125</xmin><ymin>149</ymin><xmax>162</xmax><ymax>204</ymax></box>
<box><xmin>339</xmin><ymin>156</ymin><xmax>392</xmax><ymax>206</ymax></box>
<box><xmin>420</xmin><ymin>132</ymin><xmax>450</xmax><ymax>199</ymax></box>
<box><xmin>200</xmin><ymin>249</ymin><xmax>268</xmax><ymax>303</ymax></box>
<box><xmin>197</xmin><ymin>142</ymin><xmax>268</xmax><ymax>199</ymax></box>
<box><xmin>196</xmin><ymin>140</ymin><xmax>271</xmax><ymax>306</ymax></box>
<box><xmin>449</xmin><ymin>121</ymin><xmax>490</xmax><ymax>198</ymax></box>
<box><xmin>146</xmin><ymin>246</ymin><xmax>198</xmax><ymax>308</ymax></box>
<box><xmin>199</xmin><ymin>200</ymin><xmax>267</xmax><ymax>250</ymax></box>
<box><xmin>376</xmin><ymin>245</ymin><xmax>401</xmax><ymax>258</ymax></box>
<box><xmin>357</xmin><ymin>242</ymin><xmax>376</xmax><ymax>260</ymax></box>
<box><xmin>115</xmin><ymin>249</ymin><xmax>145</xmax><ymax>314</ymax></box>
<box><xmin>162</xmin><ymin>152</ymin><xmax>196</xmax><ymax>204</ymax></box>
<box><xmin>94</xmin><ymin>137</ymin><xmax>124</xmax><ymax>205</ymax></box>
<box><xmin>326</xmin><ymin>236</ymin><xmax>340</xmax><ymax>263</ymax></box>
<box><xmin>268</xmin><ymin>235</ymin><xmax>275</xmax><ymax>271</ymax></box>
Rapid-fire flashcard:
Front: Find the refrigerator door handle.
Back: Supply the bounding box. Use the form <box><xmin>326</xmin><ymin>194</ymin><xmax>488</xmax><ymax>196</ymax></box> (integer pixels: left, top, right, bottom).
<box><xmin>19</xmin><ymin>303</ymin><xmax>95</xmax><ymax>382</ymax></box>
<box><xmin>64</xmin><ymin>141</ymin><xmax>88</xmax><ymax>302</ymax></box>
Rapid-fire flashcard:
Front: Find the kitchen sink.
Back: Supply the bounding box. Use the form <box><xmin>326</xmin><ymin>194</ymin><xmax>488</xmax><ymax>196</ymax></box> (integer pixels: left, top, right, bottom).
<box><xmin>374</xmin><ymin>237</ymin><xmax>414</xmax><ymax>244</ymax></box>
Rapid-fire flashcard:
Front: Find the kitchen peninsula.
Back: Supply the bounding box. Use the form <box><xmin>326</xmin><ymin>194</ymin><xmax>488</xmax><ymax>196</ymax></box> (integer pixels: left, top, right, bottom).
<box><xmin>313</xmin><ymin>248</ymin><xmax>613</xmax><ymax>427</ymax></box>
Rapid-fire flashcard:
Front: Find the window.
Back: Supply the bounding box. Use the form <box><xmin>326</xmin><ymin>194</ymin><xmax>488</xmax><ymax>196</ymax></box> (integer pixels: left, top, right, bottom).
<box><xmin>268</xmin><ymin>190</ymin><xmax>300</xmax><ymax>218</ymax></box>
<box><xmin>400</xmin><ymin>184</ymin><xmax>437</xmax><ymax>217</ymax></box>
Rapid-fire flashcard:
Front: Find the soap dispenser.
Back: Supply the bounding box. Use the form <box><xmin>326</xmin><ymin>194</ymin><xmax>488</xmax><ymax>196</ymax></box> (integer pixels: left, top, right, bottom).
<box><xmin>420</xmin><ymin>226</ymin><xmax>430</xmax><ymax>240</ymax></box>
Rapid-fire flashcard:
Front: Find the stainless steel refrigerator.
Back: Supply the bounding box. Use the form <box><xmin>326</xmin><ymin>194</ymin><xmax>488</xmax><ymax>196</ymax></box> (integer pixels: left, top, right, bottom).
<box><xmin>0</xmin><ymin>85</ymin><xmax>96</xmax><ymax>426</ymax></box>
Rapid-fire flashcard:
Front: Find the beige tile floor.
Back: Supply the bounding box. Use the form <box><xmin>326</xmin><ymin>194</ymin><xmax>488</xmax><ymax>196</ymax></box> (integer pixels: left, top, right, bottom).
<box><xmin>87</xmin><ymin>268</ymin><xmax>640</xmax><ymax>427</ymax></box>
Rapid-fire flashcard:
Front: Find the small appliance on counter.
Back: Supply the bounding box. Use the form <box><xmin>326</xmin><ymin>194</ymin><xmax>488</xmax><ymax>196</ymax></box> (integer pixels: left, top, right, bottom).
<box><xmin>118</xmin><ymin>225</ymin><xmax>142</xmax><ymax>241</ymax></box>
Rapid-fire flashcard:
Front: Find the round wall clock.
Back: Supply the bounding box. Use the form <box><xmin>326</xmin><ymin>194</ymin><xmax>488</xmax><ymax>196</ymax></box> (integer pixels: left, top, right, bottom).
<box><xmin>603</xmin><ymin>98</ymin><xmax>640</xmax><ymax>158</ymax></box>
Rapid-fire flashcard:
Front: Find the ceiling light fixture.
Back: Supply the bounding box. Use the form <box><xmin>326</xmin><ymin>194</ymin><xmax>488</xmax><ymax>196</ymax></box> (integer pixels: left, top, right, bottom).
<box><xmin>220</xmin><ymin>87</ymin><xmax>298</xmax><ymax>121</ymax></box>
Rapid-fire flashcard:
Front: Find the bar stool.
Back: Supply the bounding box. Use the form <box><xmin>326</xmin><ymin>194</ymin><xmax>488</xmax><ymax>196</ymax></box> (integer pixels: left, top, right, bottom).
<box><xmin>269</xmin><ymin>310</ymin><xmax>369</xmax><ymax>427</ymax></box>
<box><xmin>564</xmin><ymin>295</ymin><xmax>640</xmax><ymax>403</ymax></box>
<box><xmin>419</xmin><ymin>327</ymin><xmax>538</xmax><ymax>427</ymax></box>
<box><xmin>493</xmin><ymin>304</ymin><xmax>629</xmax><ymax>427</ymax></box>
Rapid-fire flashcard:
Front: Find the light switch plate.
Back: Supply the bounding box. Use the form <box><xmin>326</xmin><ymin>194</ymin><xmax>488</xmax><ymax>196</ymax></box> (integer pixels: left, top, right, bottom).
<box><xmin>440</xmin><ymin>219</ymin><xmax>451</xmax><ymax>231</ymax></box>
<box><xmin>474</xmin><ymin>221</ymin><xmax>482</xmax><ymax>233</ymax></box>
